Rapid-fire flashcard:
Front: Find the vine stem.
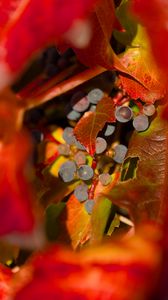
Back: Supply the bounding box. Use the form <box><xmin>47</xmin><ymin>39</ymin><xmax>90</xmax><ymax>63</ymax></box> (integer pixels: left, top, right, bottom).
<box><xmin>23</xmin><ymin>66</ymin><xmax>106</xmax><ymax>109</ymax></box>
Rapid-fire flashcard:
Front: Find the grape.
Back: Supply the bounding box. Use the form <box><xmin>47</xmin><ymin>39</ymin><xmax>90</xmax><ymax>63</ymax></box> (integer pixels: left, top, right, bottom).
<box><xmin>87</xmin><ymin>88</ymin><xmax>104</xmax><ymax>104</ymax></box>
<box><xmin>99</xmin><ymin>173</ymin><xmax>111</xmax><ymax>186</ymax></box>
<box><xmin>143</xmin><ymin>104</ymin><xmax>156</xmax><ymax>116</ymax></box>
<box><xmin>96</xmin><ymin>137</ymin><xmax>107</xmax><ymax>154</ymax></box>
<box><xmin>113</xmin><ymin>144</ymin><xmax>128</xmax><ymax>164</ymax></box>
<box><xmin>133</xmin><ymin>115</ymin><xmax>149</xmax><ymax>132</ymax></box>
<box><xmin>115</xmin><ymin>106</ymin><xmax>133</xmax><ymax>123</ymax></box>
<box><xmin>58</xmin><ymin>160</ymin><xmax>77</xmax><ymax>182</ymax></box>
<box><xmin>62</xmin><ymin>127</ymin><xmax>76</xmax><ymax>145</ymax></box>
<box><xmin>84</xmin><ymin>199</ymin><xmax>95</xmax><ymax>214</ymax></box>
<box><xmin>71</xmin><ymin>92</ymin><xmax>90</xmax><ymax>112</ymax></box>
<box><xmin>74</xmin><ymin>184</ymin><xmax>88</xmax><ymax>202</ymax></box>
<box><xmin>74</xmin><ymin>151</ymin><xmax>86</xmax><ymax>166</ymax></box>
<box><xmin>57</xmin><ymin>144</ymin><xmax>70</xmax><ymax>156</ymax></box>
<box><xmin>104</xmin><ymin>124</ymin><xmax>115</xmax><ymax>137</ymax></box>
<box><xmin>89</xmin><ymin>105</ymin><xmax>97</xmax><ymax>112</ymax></box>
<box><xmin>74</xmin><ymin>138</ymin><xmax>86</xmax><ymax>150</ymax></box>
<box><xmin>77</xmin><ymin>165</ymin><xmax>94</xmax><ymax>180</ymax></box>
<box><xmin>67</xmin><ymin>110</ymin><xmax>81</xmax><ymax>121</ymax></box>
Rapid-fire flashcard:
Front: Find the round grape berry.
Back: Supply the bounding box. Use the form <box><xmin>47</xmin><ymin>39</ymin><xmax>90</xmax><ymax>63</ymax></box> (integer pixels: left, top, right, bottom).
<box><xmin>104</xmin><ymin>124</ymin><xmax>115</xmax><ymax>137</ymax></box>
<box><xmin>113</xmin><ymin>144</ymin><xmax>128</xmax><ymax>164</ymax></box>
<box><xmin>142</xmin><ymin>104</ymin><xmax>156</xmax><ymax>116</ymax></box>
<box><xmin>84</xmin><ymin>199</ymin><xmax>95</xmax><ymax>214</ymax></box>
<box><xmin>133</xmin><ymin>115</ymin><xmax>149</xmax><ymax>132</ymax></box>
<box><xmin>115</xmin><ymin>106</ymin><xmax>133</xmax><ymax>123</ymax></box>
<box><xmin>71</xmin><ymin>92</ymin><xmax>90</xmax><ymax>112</ymax></box>
<box><xmin>99</xmin><ymin>173</ymin><xmax>111</xmax><ymax>186</ymax></box>
<box><xmin>74</xmin><ymin>184</ymin><xmax>88</xmax><ymax>202</ymax></box>
<box><xmin>96</xmin><ymin>137</ymin><xmax>107</xmax><ymax>154</ymax></box>
<box><xmin>67</xmin><ymin>110</ymin><xmax>81</xmax><ymax>121</ymax></box>
<box><xmin>63</xmin><ymin>127</ymin><xmax>76</xmax><ymax>145</ymax></box>
<box><xmin>87</xmin><ymin>88</ymin><xmax>104</xmax><ymax>104</ymax></box>
<box><xmin>59</xmin><ymin>160</ymin><xmax>77</xmax><ymax>182</ymax></box>
<box><xmin>74</xmin><ymin>151</ymin><xmax>86</xmax><ymax>166</ymax></box>
<box><xmin>77</xmin><ymin>165</ymin><xmax>94</xmax><ymax>181</ymax></box>
<box><xmin>58</xmin><ymin>144</ymin><xmax>70</xmax><ymax>156</ymax></box>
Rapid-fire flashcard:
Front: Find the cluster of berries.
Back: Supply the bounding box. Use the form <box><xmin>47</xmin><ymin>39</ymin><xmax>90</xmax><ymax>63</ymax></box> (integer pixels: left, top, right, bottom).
<box><xmin>57</xmin><ymin>88</ymin><xmax>156</xmax><ymax>214</ymax></box>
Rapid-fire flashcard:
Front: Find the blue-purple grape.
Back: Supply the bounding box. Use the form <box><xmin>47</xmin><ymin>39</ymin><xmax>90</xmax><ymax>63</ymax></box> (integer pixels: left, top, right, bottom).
<box><xmin>74</xmin><ymin>184</ymin><xmax>88</xmax><ymax>202</ymax></box>
<box><xmin>87</xmin><ymin>88</ymin><xmax>104</xmax><ymax>104</ymax></box>
<box><xmin>67</xmin><ymin>110</ymin><xmax>81</xmax><ymax>121</ymax></box>
<box><xmin>74</xmin><ymin>138</ymin><xmax>86</xmax><ymax>150</ymax></box>
<box><xmin>115</xmin><ymin>106</ymin><xmax>133</xmax><ymax>123</ymax></box>
<box><xmin>74</xmin><ymin>151</ymin><xmax>86</xmax><ymax>166</ymax></box>
<box><xmin>77</xmin><ymin>165</ymin><xmax>94</xmax><ymax>181</ymax></box>
<box><xmin>62</xmin><ymin>127</ymin><xmax>76</xmax><ymax>145</ymax></box>
<box><xmin>59</xmin><ymin>160</ymin><xmax>76</xmax><ymax>182</ymax></box>
<box><xmin>143</xmin><ymin>104</ymin><xmax>156</xmax><ymax>116</ymax></box>
<box><xmin>71</xmin><ymin>92</ymin><xmax>90</xmax><ymax>112</ymax></box>
<box><xmin>133</xmin><ymin>115</ymin><xmax>149</xmax><ymax>132</ymax></box>
<box><xmin>57</xmin><ymin>144</ymin><xmax>70</xmax><ymax>156</ymax></box>
<box><xmin>96</xmin><ymin>137</ymin><xmax>107</xmax><ymax>154</ymax></box>
<box><xmin>99</xmin><ymin>173</ymin><xmax>111</xmax><ymax>186</ymax></box>
<box><xmin>84</xmin><ymin>199</ymin><xmax>95</xmax><ymax>214</ymax></box>
<box><xmin>113</xmin><ymin>144</ymin><xmax>128</xmax><ymax>164</ymax></box>
<box><xmin>89</xmin><ymin>105</ymin><xmax>96</xmax><ymax>112</ymax></box>
<box><xmin>104</xmin><ymin>124</ymin><xmax>115</xmax><ymax>137</ymax></box>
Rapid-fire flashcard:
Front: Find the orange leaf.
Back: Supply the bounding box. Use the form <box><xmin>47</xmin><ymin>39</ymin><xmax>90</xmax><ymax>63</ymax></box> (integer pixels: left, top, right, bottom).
<box><xmin>74</xmin><ymin>96</ymin><xmax>115</xmax><ymax>155</ymax></box>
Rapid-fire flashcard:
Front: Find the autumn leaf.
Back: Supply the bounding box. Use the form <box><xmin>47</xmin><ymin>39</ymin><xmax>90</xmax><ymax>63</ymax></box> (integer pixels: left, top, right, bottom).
<box><xmin>115</xmin><ymin>6</ymin><xmax>165</xmax><ymax>103</ymax></box>
<box><xmin>104</xmin><ymin>107</ymin><xmax>168</xmax><ymax>224</ymax></box>
<box><xmin>0</xmin><ymin>0</ymin><xmax>98</xmax><ymax>90</ymax></box>
<box><xmin>13</xmin><ymin>223</ymin><xmax>161</xmax><ymax>300</ymax></box>
<box><xmin>131</xmin><ymin>0</ymin><xmax>168</xmax><ymax>82</ymax></box>
<box><xmin>73</xmin><ymin>0</ymin><xmax>127</xmax><ymax>73</ymax></box>
<box><xmin>57</xmin><ymin>195</ymin><xmax>91</xmax><ymax>249</ymax></box>
<box><xmin>0</xmin><ymin>264</ymin><xmax>12</xmax><ymax>300</ymax></box>
<box><xmin>0</xmin><ymin>131</ymin><xmax>35</xmax><ymax>235</ymax></box>
<box><xmin>74</xmin><ymin>96</ymin><xmax>115</xmax><ymax>155</ymax></box>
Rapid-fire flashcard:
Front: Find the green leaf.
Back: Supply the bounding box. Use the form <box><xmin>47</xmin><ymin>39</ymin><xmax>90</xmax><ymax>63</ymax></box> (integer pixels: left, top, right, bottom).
<box><xmin>91</xmin><ymin>197</ymin><xmax>113</xmax><ymax>243</ymax></box>
<box><xmin>113</xmin><ymin>0</ymin><xmax>137</xmax><ymax>46</ymax></box>
<box><xmin>45</xmin><ymin>203</ymin><xmax>66</xmax><ymax>241</ymax></box>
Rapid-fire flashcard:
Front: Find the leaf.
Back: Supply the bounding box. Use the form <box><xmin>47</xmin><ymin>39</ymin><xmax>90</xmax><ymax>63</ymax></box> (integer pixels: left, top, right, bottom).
<box><xmin>118</xmin><ymin>25</ymin><xmax>165</xmax><ymax>103</ymax></box>
<box><xmin>132</xmin><ymin>0</ymin><xmax>168</xmax><ymax>82</ymax></box>
<box><xmin>13</xmin><ymin>223</ymin><xmax>161</xmax><ymax>300</ymax></box>
<box><xmin>105</xmin><ymin>107</ymin><xmax>168</xmax><ymax>224</ymax></box>
<box><xmin>113</xmin><ymin>0</ymin><xmax>138</xmax><ymax>46</ymax></box>
<box><xmin>0</xmin><ymin>0</ymin><xmax>98</xmax><ymax>89</ymax></box>
<box><xmin>74</xmin><ymin>96</ymin><xmax>115</xmax><ymax>155</ymax></box>
<box><xmin>57</xmin><ymin>195</ymin><xmax>91</xmax><ymax>249</ymax></box>
<box><xmin>0</xmin><ymin>264</ymin><xmax>12</xmax><ymax>300</ymax></box>
<box><xmin>45</xmin><ymin>203</ymin><xmax>66</xmax><ymax>241</ymax></box>
<box><xmin>91</xmin><ymin>197</ymin><xmax>113</xmax><ymax>243</ymax></box>
<box><xmin>73</xmin><ymin>0</ymin><xmax>126</xmax><ymax>72</ymax></box>
<box><xmin>0</xmin><ymin>131</ymin><xmax>35</xmax><ymax>235</ymax></box>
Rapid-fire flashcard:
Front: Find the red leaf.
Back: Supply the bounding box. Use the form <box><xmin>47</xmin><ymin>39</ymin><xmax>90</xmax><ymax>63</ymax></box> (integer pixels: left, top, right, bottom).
<box><xmin>0</xmin><ymin>131</ymin><xmax>35</xmax><ymax>235</ymax></box>
<box><xmin>13</xmin><ymin>224</ymin><xmax>161</xmax><ymax>300</ymax></box>
<box><xmin>132</xmin><ymin>0</ymin><xmax>168</xmax><ymax>81</ymax></box>
<box><xmin>0</xmin><ymin>0</ymin><xmax>98</xmax><ymax>89</ymax></box>
<box><xmin>73</xmin><ymin>0</ymin><xmax>128</xmax><ymax>72</ymax></box>
<box><xmin>0</xmin><ymin>264</ymin><xmax>12</xmax><ymax>300</ymax></box>
<box><xmin>74</xmin><ymin>96</ymin><xmax>115</xmax><ymax>155</ymax></box>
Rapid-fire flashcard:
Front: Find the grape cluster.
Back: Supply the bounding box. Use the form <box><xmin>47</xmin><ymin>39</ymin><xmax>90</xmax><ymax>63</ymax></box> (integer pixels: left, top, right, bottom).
<box><xmin>57</xmin><ymin>88</ymin><xmax>156</xmax><ymax>214</ymax></box>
